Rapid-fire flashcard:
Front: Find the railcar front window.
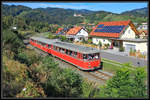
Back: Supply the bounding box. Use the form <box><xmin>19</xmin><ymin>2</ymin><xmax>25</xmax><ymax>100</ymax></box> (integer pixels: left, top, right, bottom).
<box><xmin>88</xmin><ymin>54</ymin><xmax>94</xmax><ymax>60</ymax></box>
<box><xmin>93</xmin><ymin>53</ymin><xmax>99</xmax><ymax>59</ymax></box>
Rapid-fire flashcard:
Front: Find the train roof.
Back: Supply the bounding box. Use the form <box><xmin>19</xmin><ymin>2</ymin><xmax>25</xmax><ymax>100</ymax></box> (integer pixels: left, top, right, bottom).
<box><xmin>53</xmin><ymin>42</ymin><xmax>100</xmax><ymax>54</ymax></box>
<box><xmin>30</xmin><ymin>37</ymin><xmax>100</xmax><ymax>54</ymax></box>
<box><xmin>30</xmin><ymin>37</ymin><xmax>60</xmax><ymax>44</ymax></box>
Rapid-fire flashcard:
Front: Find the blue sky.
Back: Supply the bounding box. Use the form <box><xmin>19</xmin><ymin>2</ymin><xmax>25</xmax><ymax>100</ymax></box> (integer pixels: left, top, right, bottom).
<box><xmin>3</xmin><ymin>2</ymin><xmax>148</xmax><ymax>14</ymax></box>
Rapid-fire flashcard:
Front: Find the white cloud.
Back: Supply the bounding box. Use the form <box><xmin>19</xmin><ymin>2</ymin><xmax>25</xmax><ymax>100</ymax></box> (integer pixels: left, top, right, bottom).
<box><xmin>39</xmin><ymin>3</ymin><xmax>89</xmax><ymax>10</ymax></box>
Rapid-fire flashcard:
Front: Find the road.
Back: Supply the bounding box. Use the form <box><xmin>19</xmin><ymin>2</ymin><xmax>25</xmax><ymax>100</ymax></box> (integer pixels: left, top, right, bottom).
<box><xmin>100</xmin><ymin>51</ymin><xmax>148</xmax><ymax>67</ymax></box>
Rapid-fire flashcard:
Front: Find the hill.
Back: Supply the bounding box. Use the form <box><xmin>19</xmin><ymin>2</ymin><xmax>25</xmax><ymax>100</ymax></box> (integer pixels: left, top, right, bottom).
<box><xmin>2</xmin><ymin>4</ymin><xmax>148</xmax><ymax>25</ymax></box>
<box><xmin>121</xmin><ymin>7</ymin><xmax>148</xmax><ymax>17</ymax></box>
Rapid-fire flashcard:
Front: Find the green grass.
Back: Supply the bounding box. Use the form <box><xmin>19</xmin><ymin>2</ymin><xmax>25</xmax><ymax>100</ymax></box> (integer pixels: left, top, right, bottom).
<box><xmin>102</xmin><ymin>58</ymin><xmax>123</xmax><ymax>66</ymax></box>
<box><xmin>101</xmin><ymin>58</ymin><xmax>147</xmax><ymax>74</ymax></box>
<box><xmin>102</xmin><ymin>61</ymin><xmax>121</xmax><ymax>74</ymax></box>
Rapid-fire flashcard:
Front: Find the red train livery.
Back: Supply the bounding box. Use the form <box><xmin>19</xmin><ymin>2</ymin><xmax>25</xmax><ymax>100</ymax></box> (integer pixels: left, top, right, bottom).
<box><xmin>29</xmin><ymin>37</ymin><xmax>103</xmax><ymax>71</ymax></box>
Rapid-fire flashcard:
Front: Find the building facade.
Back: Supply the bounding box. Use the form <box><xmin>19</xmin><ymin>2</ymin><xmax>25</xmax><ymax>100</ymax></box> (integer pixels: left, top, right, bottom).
<box><xmin>90</xmin><ymin>20</ymin><xmax>147</xmax><ymax>53</ymax></box>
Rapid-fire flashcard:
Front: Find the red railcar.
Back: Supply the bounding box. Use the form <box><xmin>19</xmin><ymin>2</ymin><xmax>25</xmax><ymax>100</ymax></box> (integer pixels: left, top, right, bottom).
<box><xmin>29</xmin><ymin>37</ymin><xmax>103</xmax><ymax>71</ymax></box>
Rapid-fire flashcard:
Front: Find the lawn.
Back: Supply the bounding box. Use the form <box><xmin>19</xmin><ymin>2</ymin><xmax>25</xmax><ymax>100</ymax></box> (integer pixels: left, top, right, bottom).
<box><xmin>101</xmin><ymin>58</ymin><xmax>147</xmax><ymax>74</ymax></box>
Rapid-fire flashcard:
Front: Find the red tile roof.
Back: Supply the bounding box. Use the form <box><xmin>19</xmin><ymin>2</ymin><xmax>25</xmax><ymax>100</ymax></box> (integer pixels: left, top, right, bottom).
<box><xmin>66</xmin><ymin>27</ymin><xmax>82</xmax><ymax>35</ymax></box>
<box><xmin>56</xmin><ymin>28</ymin><xmax>63</xmax><ymax>34</ymax></box>
<box><xmin>138</xmin><ymin>29</ymin><xmax>148</xmax><ymax>35</ymax></box>
<box><xmin>90</xmin><ymin>20</ymin><xmax>132</xmax><ymax>38</ymax></box>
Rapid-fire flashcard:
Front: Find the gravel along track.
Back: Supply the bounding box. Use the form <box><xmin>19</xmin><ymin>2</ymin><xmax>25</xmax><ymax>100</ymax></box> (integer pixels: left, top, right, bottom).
<box><xmin>26</xmin><ymin>43</ymin><xmax>113</xmax><ymax>85</ymax></box>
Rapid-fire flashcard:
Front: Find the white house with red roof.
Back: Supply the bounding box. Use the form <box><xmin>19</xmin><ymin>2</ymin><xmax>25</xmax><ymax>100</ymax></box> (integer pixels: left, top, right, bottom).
<box><xmin>90</xmin><ymin>20</ymin><xmax>147</xmax><ymax>53</ymax></box>
<box><xmin>66</xmin><ymin>26</ymin><xmax>88</xmax><ymax>42</ymax></box>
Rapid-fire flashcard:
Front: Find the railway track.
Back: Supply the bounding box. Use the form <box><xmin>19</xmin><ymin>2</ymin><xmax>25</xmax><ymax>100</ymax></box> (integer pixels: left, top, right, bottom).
<box><xmin>53</xmin><ymin>56</ymin><xmax>113</xmax><ymax>81</ymax></box>
<box><xmin>26</xmin><ymin>43</ymin><xmax>113</xmax><ymax>83</ymax></box>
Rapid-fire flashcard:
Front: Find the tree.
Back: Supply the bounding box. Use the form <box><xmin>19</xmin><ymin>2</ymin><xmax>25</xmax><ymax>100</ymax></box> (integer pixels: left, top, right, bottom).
<box><xmin>99</xmin><ymin>66</ymin><xmax>148</xmax><ymax>98</ymax></box>
<box><xmin>131</xmin><ymin>68</ymin><xmax>147</xmax><ymax>98</ymax></box>
<box><xmin>98</xmin><ymin>41</ymin><xmax>102</xmax><ymax>49</ymax></box>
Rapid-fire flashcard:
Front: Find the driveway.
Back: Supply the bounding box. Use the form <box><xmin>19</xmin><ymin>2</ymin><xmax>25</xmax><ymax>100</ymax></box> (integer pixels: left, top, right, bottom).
<box><xmin>100</xmin><ymin>50</ymin><xmax>148</xmax><ymax>67</ymax></box>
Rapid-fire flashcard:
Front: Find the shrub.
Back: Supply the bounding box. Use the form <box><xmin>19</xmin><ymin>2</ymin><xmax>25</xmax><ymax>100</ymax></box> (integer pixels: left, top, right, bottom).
<box><xmin>60</xmin><ymin>35</ymin><xmax>67</xmax><ymax>42</ymax></box>
<box><xmin>14</xmin><ymin>49</ymin><xmax>42</xmax><ymax>66</ymax></box>
<box><xmin>81</xmin><ymin>79</ymin><xmax>100</xmax><ymax>98</ymax></box>
<box><xmin>119</xmin><ymin>46</ymin><xmax>125</xmax><ymax>52</ymax></box>
<box><xmin>98</xmin><ymin>41</ymin><xmax>102</xmax><ymax>48</ymax></box>
<box><xmin>16</xmin><ymin>80</ymin><xmax>46</xmax><ymax>97</ymax></box>
<box><xmin>87</xmin><ymin>39</ymin><xmax>92</xmax><ymax>44</ymax></box>
<box><xmin>3</xmin><ymin>30</ymin><xmax>25</xmax><ymax>53</ymax></box>
<box><xmin>2</xmin><ymin>55</ymin><xmax>28</xmax><ymax>97</ymax></box>
<box><xmin>43</xmin><ymin>68</ymin><xmax>83</xmax><ymax>97</ymax></box>
<box><xmin>99</xmin><ymin>67</ymin><xmax>148</xmax><ymax>98</ymax></box>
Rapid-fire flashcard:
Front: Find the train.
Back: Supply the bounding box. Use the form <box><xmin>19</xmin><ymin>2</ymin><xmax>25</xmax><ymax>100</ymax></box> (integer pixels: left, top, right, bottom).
<box><xmin>29</xmin><ymin>37</ymin><xmax>103</xmax><ymax>71</ymax></box>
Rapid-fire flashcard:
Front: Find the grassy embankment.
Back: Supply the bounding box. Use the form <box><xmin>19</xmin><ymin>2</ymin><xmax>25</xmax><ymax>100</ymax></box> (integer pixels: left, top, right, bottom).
<box><xmin>101</xmin><ymin>58</ymin><xmax>147</xmax><ymax>74</ymax></box>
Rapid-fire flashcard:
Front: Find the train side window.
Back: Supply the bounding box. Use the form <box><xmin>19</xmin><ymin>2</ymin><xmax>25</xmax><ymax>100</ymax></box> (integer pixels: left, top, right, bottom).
<box><xmin>83</xmin><ymin>54</ymin><xmax>87</xmax><ymax>60</ymax></box>
<box><xmin>53</xmin><ymin>45</ymin><xmax>56</xmax><ymax>50</ymax></box>
<box><xmin>61</xmin><ymin>48</ymin><xmax>65</xmax><ymax>53</ymax></box>
<box><xmin>66</xmin><ymin>49</ymin><xmax>69</xmax><ymax>54</ymax></box>
<box><xmin>69</xmin><ymin>51</ymin><xmax>72</xmax><ymax>56</ymax></box>
<box><xmin>56</xmin><ymin>47</ymin><xmax>59</xmax><ymax>51</ymax></box>
<box><xmin>74</xmin><ymin>52</ymin><xmax>76</xmax><ymax>57</ymax></box>
<box><xmin>59</xmin><ymin>48</ymin><xmax>61</xmax><ymax>51</ymax></box>
<box><xmin>48</xmin><ymin>45</ymin><xmax>51</xmax><ymax>48</ymax></box>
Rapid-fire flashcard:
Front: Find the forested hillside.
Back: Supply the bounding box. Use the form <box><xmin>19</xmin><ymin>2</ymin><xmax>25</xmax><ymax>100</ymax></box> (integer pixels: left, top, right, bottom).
<box><xmin>121</xmin><ymin>7</ymin><xmax>148</xmax><ymax>17</ymax></box>
<box><xmin>2</xmin><ymin>4</ymin><xmax>148</xmax><ymax>26</ymax></box>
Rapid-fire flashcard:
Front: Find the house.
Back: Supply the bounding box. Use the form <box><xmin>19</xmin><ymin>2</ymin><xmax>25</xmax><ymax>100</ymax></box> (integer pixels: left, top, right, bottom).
<box><xmin>74</xmin><ymin>13</ymin><xmax>83</xmax><ymax>17</ymax></box>
<box><xmin>137</xmin><ymin>23</ymin><xmax>147</xmax><ymax>30</ymax></box>
<box><xmin>90</xmin><ymin>20</ymin><xmax>147</xmax><ymax>53</ymax></box>
<box><xmin>56</xmin><ymin>28</ymin><xmax>63</xmax><ymax>34</ymax></box>
<box><xmin>66</xmin><ymin>26</ymin><xmax>88</xmax><ymax>42</ymax></box>
<box><xmin>56</xmin><ymin>28</ymin><xmax>69</xmax><ymax>35</ymax></box>
<box><xmin>138</xmin><ymin>29</ymin><xmax>148</xmax><ymax>39</ymax></box>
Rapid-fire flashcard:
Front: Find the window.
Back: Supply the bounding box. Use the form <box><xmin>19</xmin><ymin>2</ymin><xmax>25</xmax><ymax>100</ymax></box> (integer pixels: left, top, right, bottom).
<box><xmin>128</xmin><ymin>30</ymin><xmax>130</xmax><ymax>34</ymax></box>
<box><xmin>74</xmin><ymin>52</ymin><xmax>77</xmax><ymax>57</ymax></box>
<box><xmin>66</xmin><ymin>49</ymin><xmax>69</xmax><ymax>54</ymax></box>
<box><xmin>83</xmin><ymin>54</ymin><xmax>87</xmax><ymax>60</ymax></box>
<box><xmin>53</xmin><ymin>46</ymin><xmax>56</xmax><ymax>50</ymax></box>
<box><xmin>93</xmin><ymin>53</ymin><xmax>99</xmax><ymax>59</ymax></box>
<box><xmin>96</xmin><ymin>39</ymin><xmax>98</xmax><ymax>42</ymax></box>
<box><xmin>48</xmin><ymin>45</ymin><xmax>51</xmax><ymax>48</ymax></box>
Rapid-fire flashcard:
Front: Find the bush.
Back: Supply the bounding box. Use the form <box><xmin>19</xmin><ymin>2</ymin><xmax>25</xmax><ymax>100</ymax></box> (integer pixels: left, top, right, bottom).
<box><xmin>87</xmin><ymin>39</ymin><xmax>92</xmax><ymax>44</ymax></box>
<box><xmin>60</xmin><ymin>35</ymin><xmax>67</xmax><ymax>42</ymax></box>
<box><xmin>98</xmin><ymin>41</ymin><xmax>102</xmax><ymax>48</ymax></box>
<box><xmin>3</xmin><ymin>30</ymin><xmax>25</xmax><ymax>53</ymax></box>
<box><xmin>43</xmin><ymin>67</ymin><xmax>83</xmax><ymax>97</ymax></box>
<box><xmin>16</xmin><ymin>80</ymin><xmax>46</xmax><ymax>97</ymax></box>
<box><xmin>119</xmin><ymin>46</ymin><xmax>125</xmax><ymax>52</ymax></box>
<box><xmin>81</xmin><ymin>79</ymin><xmax>100</xmax><ymax>98</ymax></box>
<box><xmin>2</xmin><ymin>55</ymin><xmax>28</xmax><ymax>97</ymax></box>
<box><xmin>14</xmin><ymin>49</ymin><xmax>42</xmax><ymax>66</ymax></box>
<box><xmin>99</xmin><ymin>67</ymin><xmax>148</xmax><ymax>98</ymax></box>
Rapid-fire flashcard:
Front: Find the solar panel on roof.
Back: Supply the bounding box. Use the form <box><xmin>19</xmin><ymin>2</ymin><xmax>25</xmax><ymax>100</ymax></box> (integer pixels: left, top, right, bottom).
<box><xmin>97</xmin><ymin>24</ymin><xmax>104</xmax><ymax>28</ymax></box>
<box><xmin>94</xmin><ymin>25</ymin><xmax>125</xmax><ymax>33</ymax></box>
